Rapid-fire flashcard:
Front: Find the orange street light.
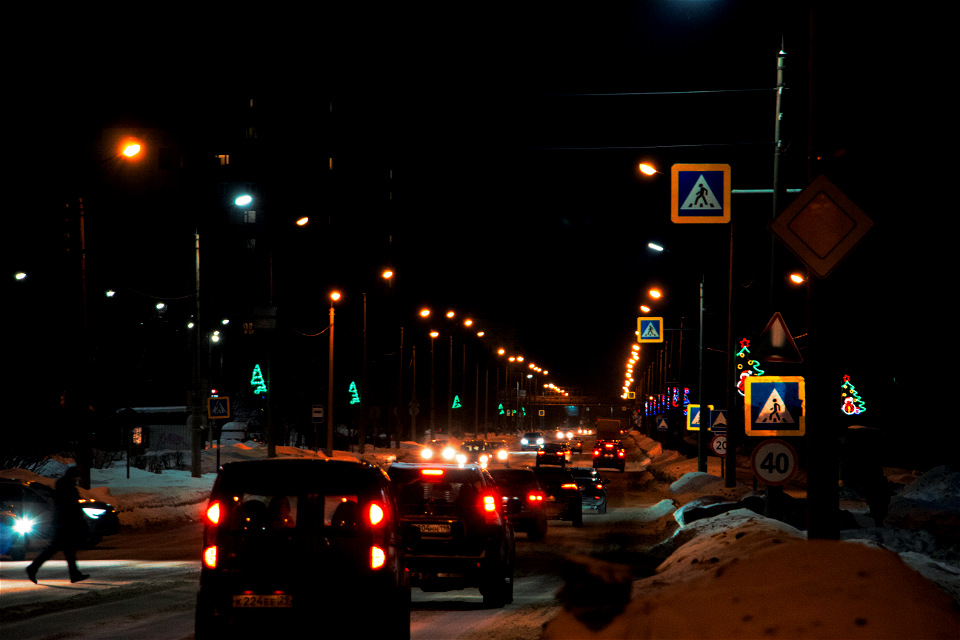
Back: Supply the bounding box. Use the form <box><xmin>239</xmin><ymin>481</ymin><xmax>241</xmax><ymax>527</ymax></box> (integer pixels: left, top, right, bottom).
<box><xmin>420</xmin><ymin>308</ymin><xmax>431</xmax><ymax>317</ymax></box>
<box><xmin>122</xmin><ymin>143</ymin><xmax>142</xmax><ymax>158</ymax></box>
<box><xmin>296</xmin><ymin>217</ymin><xmax>309</xmax><ymax>226</ymax></box>
<box><xmin>789</xmin><ymin>273</ymin><xmax>805</xmax><ymax>284</ymax></box>
<box><xmin>649</xmin><ymin>289</ymin><xmax>662</xmax><ymax>299</ymax></box>
<box><xmin>382</xmin><ymin>269</ymin><xmax>394</xmax><ymax>279</ymax></box>
<box><xmin>639</xmin><ymin>163</ymin><xmax>659</xmax><ymax>176</ymax></box>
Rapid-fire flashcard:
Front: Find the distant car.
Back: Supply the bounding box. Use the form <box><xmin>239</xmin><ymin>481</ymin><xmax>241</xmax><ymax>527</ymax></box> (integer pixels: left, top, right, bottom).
<box><xmin>520</xmin><ymin>432</ymin><xmax>545</xmax><ymax>451</ymax></box>
<box><xmin>488</xmin><ymin>468</ymin><xmax>548</xmax><ymax>541</ymax></box>
<box><xmin>593</xmin><ymin>440</ymin><xmax>626</xmax><ymax>472</ymax></box>
<box><xmin>0</xmin><ymin>478</ymin><xmax>120</xmax><ymax>550</ymax></box>
<box><xmin>531</xmin><ymin>467</ymin><xmax>582</xmax><ymax>528</ymax></box>
<box><xmin>484</xmin><ymin>441</ymin><xmax>510</xmax><ymax>464</ymax></box>
<box><xmin>420</xmin><ymin>439</ymin><xmax>458</xmax><ymax>462</ymax></box>
<box><xmin>0</xmin><ymin>509</ymin><xmax>28</xmax><ymax>560</ymax></box>
<box><xmin>387</xmin><ymin>462</ymin><xmax>517</xmax><ymax>608</ymax></box>
<box><xmin>568</xmin><ymin>467</ymin><xmax>608</xmax><ymax>514</ymax></box>
<box><xmin>536</xmin><ymin>442</ymin><xmax>572</xmax><ymax>468</ymax></box>
<box><xmin>568</xmin><ymin>437</ymin><xmax>584</xmax><ymax>454</ymax></box>
<box><xmin>195</xmin><ymin>459</ymin><xmax>410</xmax><ymax>638</ymax></box>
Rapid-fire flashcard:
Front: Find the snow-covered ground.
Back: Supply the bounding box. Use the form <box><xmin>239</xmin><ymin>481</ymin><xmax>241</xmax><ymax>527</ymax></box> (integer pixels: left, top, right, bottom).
<box><xmin>2</xmin><ymin>434</ymin><xmax>958</xmax><ymax>639</ymax></box>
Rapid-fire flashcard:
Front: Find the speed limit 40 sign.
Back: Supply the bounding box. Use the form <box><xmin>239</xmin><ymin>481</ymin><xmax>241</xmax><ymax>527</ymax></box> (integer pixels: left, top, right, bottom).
<box><xmin>750</xmin><ymin>438</ymin><xmax>798</xmax><ymax>486</ymax></box>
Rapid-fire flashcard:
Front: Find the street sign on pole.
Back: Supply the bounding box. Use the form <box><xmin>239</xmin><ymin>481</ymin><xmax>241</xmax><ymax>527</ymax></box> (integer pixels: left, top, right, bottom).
<box><xmin>671</xmin><ymin>164</ymin><xmax>732</xmax><ymax>224</ymax></box>
<box><xmin>710</xmin><ymin>409</ymin><xmax>728</xmax><ymax>434</ymax></box>
<box><xmin>710</xmin><ymin>434</ymin><xmax>728</xmax><ymax>457</ymax></box>
<box><xmin>686</xmin><ymin>404</ymin><xmax>713</xmax><ymax>431</ymax></box>
<box><xmin>637</xmin><ymin>317</ymin><xmax>664</xmax><ymax>343</ymax></box>
<box><xmin>744</xmin><ymin>376</ymin><xmax>805</xmax><ymax>437</ymax></box>
<box><xmin>207</xmin><ymin>397</ymin><xmax>231</xmax><ymax>420</ymax></box>
<box><xmin>750</xmin><ymin>438</ymin><xmax>799</xmax><ymax>486</ymax></box>
<box><xmin>312</xmin><ymin>404</ymin><xmax>324</xmax><ymax>424</ymax></box>
<box><xmin>657</xmin><ymin>417</ymin><xmax>669</xmax><ymax>432</ymax></box>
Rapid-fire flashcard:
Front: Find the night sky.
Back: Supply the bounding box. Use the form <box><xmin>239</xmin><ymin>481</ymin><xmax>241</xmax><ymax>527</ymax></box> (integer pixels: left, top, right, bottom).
<box><xmin>8</xmin><ymin>3</ymin><xmax>947</xmax><ymax>455</ymax></box>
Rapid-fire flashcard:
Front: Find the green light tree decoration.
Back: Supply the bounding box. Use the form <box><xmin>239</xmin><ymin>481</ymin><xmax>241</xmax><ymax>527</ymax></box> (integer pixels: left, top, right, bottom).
<box><xmin>348</xmin><ymin>381</ymin><xmax>360</xmax><ymax>405</ymax></box>
<box><xmin>736</xmin><ymin>338</ymin><xmax>765</xmax><ymax>396</ymax></box>
<box><xmin>250</xmin><ymin>364</ymin><xmax>267</xmax><ymax>395</ymax></box>
<box><xmin>841</xmin><ymin>375</ymin><xmax>866</xmax><ymax>415</ymax></box>
<box><xmin>452</xmin><ymin>395</ymin><xmax>462</xmax><ymax>409</ymax></box>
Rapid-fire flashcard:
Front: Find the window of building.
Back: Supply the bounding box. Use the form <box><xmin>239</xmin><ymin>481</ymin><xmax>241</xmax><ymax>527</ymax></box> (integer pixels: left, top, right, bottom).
<box><xmin>244</xmin><ymin>211</ymin><xmax>256</xmax><ymax>224</ymax></box>
<box><xmin>246</xmin><ymin>239</ymin><xmax>256</xmax><ymax>250</ymax></box>
<box><xmin>217</xmin><ymin>155</ymin><xmax>229</xmax><ymax>166</ymax></box>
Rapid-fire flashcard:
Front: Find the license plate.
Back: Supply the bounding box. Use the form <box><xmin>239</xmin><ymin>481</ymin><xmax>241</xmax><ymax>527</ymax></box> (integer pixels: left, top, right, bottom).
<box><xmin>232</xmin><ymin>594</ymin><xmax>293</xmax><ymax>608</ymax></box>
<box><xmin>417</xmin><ymin>523</ymin><xmax>451</xmax><ymax>534</ymax></box>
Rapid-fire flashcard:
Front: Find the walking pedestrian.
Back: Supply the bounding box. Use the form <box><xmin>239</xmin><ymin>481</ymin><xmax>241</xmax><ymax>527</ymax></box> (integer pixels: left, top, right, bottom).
<box><xmin>25</xmin><ymin>466</ymin><xmax>90</xmax><ymax>584</ymax></box>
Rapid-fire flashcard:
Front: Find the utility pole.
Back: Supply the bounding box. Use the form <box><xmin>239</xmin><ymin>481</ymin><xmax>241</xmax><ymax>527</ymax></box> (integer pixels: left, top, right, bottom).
<box><xmin>191</xmin><ymin>230</ymin><xmax>203</xmax><ymax>478</ymax></box>
<box><xmin>359</xmin><ymin>293</ymin><xmax>367</xmax><ymax>454</ymax></box>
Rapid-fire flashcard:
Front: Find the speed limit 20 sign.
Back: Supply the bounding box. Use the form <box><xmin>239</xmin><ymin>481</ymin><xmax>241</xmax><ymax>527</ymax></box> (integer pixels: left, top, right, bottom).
<box><xmin>750</xmin><ymin>438</ymin><xmax>798</xmax><ymax>486</ymax></box>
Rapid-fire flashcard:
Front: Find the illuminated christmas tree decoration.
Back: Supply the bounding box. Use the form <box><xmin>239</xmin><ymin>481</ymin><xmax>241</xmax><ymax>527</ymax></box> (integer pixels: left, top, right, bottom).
<box><xmin>452</xmin><ymin>395</ymin><xmax>462</xmax><ymax>409</ymax></box>
<box><xmin>840</xmin><ymin>374</ymin><xmax>866</xmax><ymax>415</ymax></box>
<box><xmin>250</xmin><ymin>364</ymin><xmax>267</xmax><ymax>395</ymax></box>
<box><xmin>498</xmin><ymin>403</ymin><xmax>505</xmax><ymax>415</ymax></box>
<box><xmin>736</xmin><ymin>338</ymin><xmax>765</xmax><ymax>396</ymax></box>
<box><xmin>348</xmin><ymin>381</ymin><xmax>360</xmax><ymax>405</ymax></box>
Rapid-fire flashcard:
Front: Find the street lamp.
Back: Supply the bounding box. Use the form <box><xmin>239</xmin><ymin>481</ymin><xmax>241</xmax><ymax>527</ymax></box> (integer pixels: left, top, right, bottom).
<box><xmin>326</xmin><ymin>291</ymin><xmax>340</xmax><ymax>456</ymax></box>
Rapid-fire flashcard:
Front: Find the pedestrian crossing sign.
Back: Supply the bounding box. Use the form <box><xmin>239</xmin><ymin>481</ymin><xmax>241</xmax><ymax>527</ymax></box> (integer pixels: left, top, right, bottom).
<box><xmin>744</xmin><ymin>376</ymin><xmax>805</xmax><ymax>436</ymax></box>
<box><xmin>671</xmin><ymin>164</ymin><xmax>731</xmax><ymax>224</ymax></box>
<box><xmin>686</xmin><ymin>404</ymin><xmax>714</xmax><ymax>431</ymax></box>
<box><xmin>637</xmin><ymin>317</ymin><xmax>664</xmax><ymax>343</ymax></box>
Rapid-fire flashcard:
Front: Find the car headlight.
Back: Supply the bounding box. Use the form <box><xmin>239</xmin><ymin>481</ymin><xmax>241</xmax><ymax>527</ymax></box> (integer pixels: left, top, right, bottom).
<box><xmin>479</xmin><ymin>454</ymin><xmax>489</xmax><ymax>464</ymax></box>
<box><xmin>421</xmin><ymin>448</ymin><xmax>434</xmax><ymax>459</ymax></box>
<box><xmin>455</xmin><ymin>452</ymin><xmax>467</xmax><ymax>464</ymax></box>
<box><xmin>442</xmin><ymin>446</ymin><xmax>457</xmax><ymax>461</ymax></box>
<box><xmin>13</xmin><ymin>516</ymin><xmax>36</xmax><ymax>535</ymax></box>
<box><xmin>536</xmin><ymin>438</ymin><xmax>544</xmax><ymax>445</ymax></box>
<box><xmin>520</xmin><ymin>438</ymin><xmax>528</xmax><ymax>445</ymax></box>
<box><xmin>83</xmin><ymin>508</ymin><xmax>107</xmax><ymax>519</ymax></box>
<box><xmin>567</xmin><ymin>432</ymin><xmax>574</xmax><ymax>439</ymax></box>
<box><xmin>497</xmin><ymin>449</ymin><xmax>508</xmax><ymax>460</ymax></box>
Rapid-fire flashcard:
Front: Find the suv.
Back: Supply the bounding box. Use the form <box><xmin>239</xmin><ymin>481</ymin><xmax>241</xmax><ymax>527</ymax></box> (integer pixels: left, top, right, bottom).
<box><xmin>535</xmin><ymin>442</ymin><xmax>571</xmax><ymax>468</ymax></box>
<box><xmin>386</xmin><ymin>462</ymin><xmax>518</xmax><ymax>607</ymax></box>
<box><xmin>531</xmin><ymin>467</ymin><xmax>582</xmax><ymax>527</ymax></box>
<box><xmin>519</xmin><ymin>432</ymin><xmax>544</xmax><ymax>452</ymax></box>
<box><xmin>195</xmin><ymin>459</ymin><xmax>410</xmax><ymax>638</ymax></box>
<box><xmin>0</xmin><ymin>477</ymin><xmax>119</xmax><ymax>550</ymax></box>
<box><xmin>488</xmin><ymin>468</ymin><xmax>548</xmax><ymax>541</ymax></box>
<box><xmin>593</xmin><ymin>440</ymin><xmax>626</xmax><ymax>472</ymax></box>
<box><xmin>568</xmin><ymin>467</ymin><xmax>608</xmax><ymax>514</ymax></box>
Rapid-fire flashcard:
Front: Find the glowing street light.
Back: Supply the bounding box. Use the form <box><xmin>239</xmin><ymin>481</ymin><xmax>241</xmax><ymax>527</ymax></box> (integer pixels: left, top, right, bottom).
<box><xmin>122</xmin><ymin>143</ymin><xmax>141</xmax><ymax>158</ymax></box>
<box><xmin>639</xmin><ymin>163</ymin><xmax>659</xmax><ymax>176</ymax></box>
<box><xmin>649</xmin><ymin>289</ymin><xmax>662</xmax><ymax>299</ymax></box>
<box><xmin>235</xmin><ymin>195</ymin><xmax>253</xmax><ymax>206</ymax></box>
<box><xmin>789</xmin><ymin>273</ymin><xmax>805</xmax><ymax>284</ymax></box>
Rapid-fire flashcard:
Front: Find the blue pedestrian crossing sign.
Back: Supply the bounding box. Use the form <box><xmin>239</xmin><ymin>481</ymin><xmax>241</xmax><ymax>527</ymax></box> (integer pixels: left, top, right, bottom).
<box><xmin>671</xmin><ymin>164</ymin><xmax>731</xmax><ymax>224</ymax></box>
<box><xmin>637</xmin><ymin>317</ymin><xmax>664</xmax><ymax>343</ymax></box>
<box><xmin>686</xmin><ymin>404</ymin><xmax>713</xmax><ymax>431</ymax></box>
<box><xmin>744</xmin><ymin>376</ymin><xmax>805</xmax><ymax>436</ymax></box>
<box><xmin>657</xmin><ymin>417</ymin><xmax>669</xmax><ymax>432</ymax></box>
<box><xmin>207</xmin><ymin>397</ymin><xmax>231</xmax><ymax>420</ymax></box>
<box><xmin>710</xmin><ymin>410</ymin><xmax>728</xmax><ymax>434</ymax></box>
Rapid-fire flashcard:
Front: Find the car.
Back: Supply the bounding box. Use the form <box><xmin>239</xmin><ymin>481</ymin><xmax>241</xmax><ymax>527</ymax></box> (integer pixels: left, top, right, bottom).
<box><xmin>386</xmin><ymin>462</ymin><xmax>517</xmax><ymax>608</ymax></box>
<box><xmin>519</xmin><ymin>432</ymin><xmax>545</xmax><ymax>451</ymax></box>
<box><xmin>531</xmin><ymin>467</ymin><xmax>583</xmax><ymax>528</ymax></box>
<box><xmin>568</xmin><ymin>467</ymin><xmax>608</xmax><ymax>514</ymax></box>
<box><xmin>420</xmin><ymin>439</ymin><xmax>458</xmax><ymax>462</ymax></box>
<box><xmin>535</xmin><ymin>442</ymin><xmax>572</xmax><ymax>468</ymax></box>
<box><xmin>593</xmin><ymin>439</ymin><xmax>626</xmax><ymax>472</ymax></box>
<box><xmin>488</xmin><ymin>468</ymin><xmax>548</xmax><ymax>541</ymax></box>
<box><xmin>195</xmin><ymin>459</ymin><xmax>410</xmax><ymax>638</ymax></box>
<box><xmin>568</xmin><ymin>437</ymin><xmax>584</xmax><ymax>454</ymax></box>
<box><xmin>0</xmin><ymin>509</ymin><xmax>28</xmax><ymax>560</ymax></box>
<box><xmin>484</xmin><ymin>440</ymin><xmax>510</xmax><ymax>464</ymax></box>
<box><xmin>0</xmin><ymin>477</ymin><xmax>120</xmax><ymax>550</ymax></box>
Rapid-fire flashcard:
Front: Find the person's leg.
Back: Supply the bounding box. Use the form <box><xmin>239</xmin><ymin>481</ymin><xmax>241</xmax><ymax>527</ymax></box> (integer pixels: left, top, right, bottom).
<box><xmin>63</xmin><ymin>543</ymin><xmax>89</xmax><ymax>582</ymax></box>
<box><xmin>26</xmin><ymin>542</ymin><xmax>60</xmax><ymax>583</ymax></box>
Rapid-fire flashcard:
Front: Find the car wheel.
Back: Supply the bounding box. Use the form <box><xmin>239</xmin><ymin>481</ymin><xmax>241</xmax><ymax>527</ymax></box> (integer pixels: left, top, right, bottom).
<box><xmin>571</xmin><ymin>499</ymin><xmax>583</xmax><ymax>528</ymax></box>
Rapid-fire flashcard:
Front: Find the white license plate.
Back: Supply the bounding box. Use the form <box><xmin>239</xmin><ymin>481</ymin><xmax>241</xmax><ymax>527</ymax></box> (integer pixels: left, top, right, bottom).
<box><xmin>232</xmin><ymin>594</ymin><xmax>293</xmax><ymax>608</ymax></box>
<box><xmin>417</xmin><ymin>523</ymin><xmax>451</xmax><ymax>534</ymax></box>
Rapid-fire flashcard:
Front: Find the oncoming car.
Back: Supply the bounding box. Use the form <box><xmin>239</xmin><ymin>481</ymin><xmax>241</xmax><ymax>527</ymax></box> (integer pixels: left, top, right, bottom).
<box><xmin>420</xmin><ymin>439</ymin><xmax>458</xmax><ymax>462</ymax></box>
<box><xmin>520</xmin><ymin>432</ymin><xmax>544</xmax><ymax>452</ymax></box>
<box><xmin>195</xmin><ymin>459</ymin><xmax>410</xmax><ymax>638</ymax></box>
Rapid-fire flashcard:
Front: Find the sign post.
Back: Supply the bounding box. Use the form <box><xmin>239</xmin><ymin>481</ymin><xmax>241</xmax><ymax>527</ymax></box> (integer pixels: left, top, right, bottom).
<box><xmin>671</xmin><ymin>164</ymin><xmax>732</xmax><ymax>224</ymax></box>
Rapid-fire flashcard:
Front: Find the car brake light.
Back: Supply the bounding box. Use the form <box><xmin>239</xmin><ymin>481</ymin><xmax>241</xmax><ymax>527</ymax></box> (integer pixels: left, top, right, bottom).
<box><xmin>605</xmin><ymin>443</ymin><xmax>614</xmax><ymax>449</ymax></box>
<box><xmin>421</xmin><ymin>469</ymin><xmax>444</xmax><ymax>476</ymax></box>
<box><xmin>203</xmin><ymin>545</ymin><xmax>217</xmax><ymax>569</ymax></box>
<box><xmin>206</xmin><ymin>502</ymin><xmax>220</xmax><ymax>525</ymax></box>
<box><xmin>537</xmin><ymin>450</ymin><xmax>544</xmax><ymax>456</ymax></box>
<box><xmin>527</xmin><ymin>493</ymin><xmax>543</xmax><ymax>501</ymax></box>
<box><xmin>592</xmin><ymin>449</ymin><xmax>601</xmax><ymax>456</ymax></box>
<box><xmin>369</xmin><ymin>503</ymin><xmax>384</xmax><ymax>525</ymax></box>
<box><xmin>596</xmin><ymin>484</ymin><xmax>604</xmax><ymax>490</ymax></box>
<box><xmin>371</xmin><ymin>546</ymin><xmax>386</xmax><ymax>569</ymax></box>
<box><xmin>618</xmin><ymin>449</ymin><xmax>625</xmax><ymax>457</ymax></box>
<box><xmin>483</xmin><ymin>495</ymin><xmax>496</xmax><ymax>512</ymax></box>
<box><xmin>561</xmin><ymin>483</ymin><xmax>578</xmax><ymax>490</ymax></box>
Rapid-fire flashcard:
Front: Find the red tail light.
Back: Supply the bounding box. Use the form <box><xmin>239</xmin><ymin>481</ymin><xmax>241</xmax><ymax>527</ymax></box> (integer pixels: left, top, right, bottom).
<box><xmin>482</xmin><ymin>495</ymin><xmax>497</xmax><ymax>512</ymax></box>
<box><xmin>527</xmin><ymin>492</ymin><xmax>543</xmax><ymax>502</ymax></box>
<box><xmin>371</xmin><ymin>546</ymin><xmax>386</xmax><ymax>569</ymax></box>
<box><xmin>206</xmin><ymin>502</ymin><xmax>220</xmax><ymax>525</ymax></box>
<box><xmin>592</xmin><ymin>449</ymin><xmax>601</xmax><ymax>457</ymax></box>
<box><xmin>369</xmin><ymin>503</ymin><xmax>384</xmax><ymax>525</ymax></box>
<box><xmin>618</xmin><ymin>449</ymin><xmax>625</xmax><ymax>458</ymax></box>
<box><xmin>537</xmin><ymin>450</ymin><xmax>545</xmax><ymax>456</ymax></box>
<box><xmin>421</xmin><ymin>469</ymin><xmax>444</xmax><ymax>476</ymax></box>
<box><xmin>203</xmin><ymin>545</ymin><xmax>217</xmax><ymax>569</ymax></box>
<box><xmin>604</xmin><ymin>443</ymin><xmax>614</xmax><ymax>449</ymax></box>
<box><xmin>561</xmin><ymin>483</ymin><xmax>578</xmax><ymax>490</ymax></box>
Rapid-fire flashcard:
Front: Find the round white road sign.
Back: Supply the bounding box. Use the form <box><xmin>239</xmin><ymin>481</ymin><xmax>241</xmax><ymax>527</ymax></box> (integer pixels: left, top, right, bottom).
<box><xmin>750</xmin><ymin>438</ymin><xmax>798</xmax><ymax>486</ymax></box>
<box><xmin>710</xmin><ymin>434</ymin><xmax>727</xmax><ymax>456</ymax></box>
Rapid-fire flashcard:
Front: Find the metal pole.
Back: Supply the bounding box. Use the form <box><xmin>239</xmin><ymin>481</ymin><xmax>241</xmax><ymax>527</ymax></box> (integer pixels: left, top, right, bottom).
<box><xmin>698</xmin><ymin>275</ymin><xmax>707</xmax><ymax>472</ymax></box>
<box><xmin>770</xmin><ymin>40</ymin><xmax>786</xmax><ymax>309</ymax></box>
<box><xmin>725</xmin><ymin>221</ymin><xmax>737</xmax><ymax>487</ymax></box>
<box><xmin>397</xmin><ymin>327</ymin><xmax>403</xmax><ymax>449</ymax></box>
<box><xmin>430</xmin><ymin>336</ymin><xmax>435</xmax><ymax>438</ymax></box>
<box><xmin>410</xmin><ymin>345</ymin><xmax>417</xmax><ymax>441</ymax></box>
<box><xmin>326</xmin><ymin>302</ymin><xmax>335</xmax><ymax>456</ymax></box>
<box><xmin>191</xmin><ymin>230</ymin><xmax>203</xmax><ymax>478</ymax></box>
<box><xmin>359</xmin><ymin>293</ymin><xmax>367</xmax><ymax>454</ymax></box>
<box><xmin>448</xmin><ymin>335</ymin><xmax>453</xmax><ymax>434</ymax></box>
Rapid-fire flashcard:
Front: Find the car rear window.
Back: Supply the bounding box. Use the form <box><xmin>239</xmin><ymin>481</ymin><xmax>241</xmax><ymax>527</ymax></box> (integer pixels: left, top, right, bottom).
<box><xmin>388</xmin><ymin>467</ymin><xmax>484</xmax><ymax>507</ymax></box>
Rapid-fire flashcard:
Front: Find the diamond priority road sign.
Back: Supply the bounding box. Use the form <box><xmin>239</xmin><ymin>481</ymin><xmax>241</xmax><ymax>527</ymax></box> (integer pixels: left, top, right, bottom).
<box><xmin>671</xmin><ymin>164</ymin><xmax>731</xmax><ymax>224</ymax></box>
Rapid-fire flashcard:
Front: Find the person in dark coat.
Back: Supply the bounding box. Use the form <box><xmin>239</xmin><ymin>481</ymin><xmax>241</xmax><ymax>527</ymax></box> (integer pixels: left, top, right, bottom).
<box><xmin>25</xmin><ymin>467</ymin><xmax>90</xmax><ymax>583</ymax></box>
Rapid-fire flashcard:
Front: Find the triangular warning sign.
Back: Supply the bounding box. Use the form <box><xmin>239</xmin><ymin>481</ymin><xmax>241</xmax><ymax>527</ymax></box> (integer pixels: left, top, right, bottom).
<box><xmin>691</xmin><ymin>410</ymin><xmax>701</xmax><ymax>424</ymax></box>
<box><xmin>680</xmin><ymin>174</ymin><xmax>723</xmax><ymax>210</ymax></box>
<box><xmin>754</xmin><ymin>312</ymin><xmax>803</xmax><ymax>363</ymax></box>
<box><xmin>757</xmin><ymin>389</ymin><xmax>795</xmax><ymax>423</ymax></box>
<box><xmin>641</xmin><ymin>322</ymin><xmax>660</xmax><ymax>339</ymax></box>
<box><xmin>712</xmin><ymin>413</ymin><xmax>727</xmax><ymax>428</ymax></box>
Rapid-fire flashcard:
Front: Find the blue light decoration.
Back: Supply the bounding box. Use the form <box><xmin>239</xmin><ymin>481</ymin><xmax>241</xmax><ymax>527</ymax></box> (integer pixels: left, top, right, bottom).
<box><xmin>681</xmin><ymin>387</ymin><xmax>691</xmax><ymax>416</ymax></box>
<box><xmin>840</xmin><ymin>375</ymin><xmax>866</xmax><ymax>415</ymax></box>
<box><xmin>671</xmin><ymin>386</ymin><xmax>680</xmax><ymax>409</ymax></box>
<box><xmin>250</xmin><ymin>364</ymin><xmax>267</xmax><ymax>395</ymax></box>
<box><xmin>736</xmin><ymin>338</ymin><xmax>765</xmax><ymax>396</ymax></box>
<box><xmin>348</xmin><ymin>381</ymin><xmax>360</xmax><ymax>405</ymax></box>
